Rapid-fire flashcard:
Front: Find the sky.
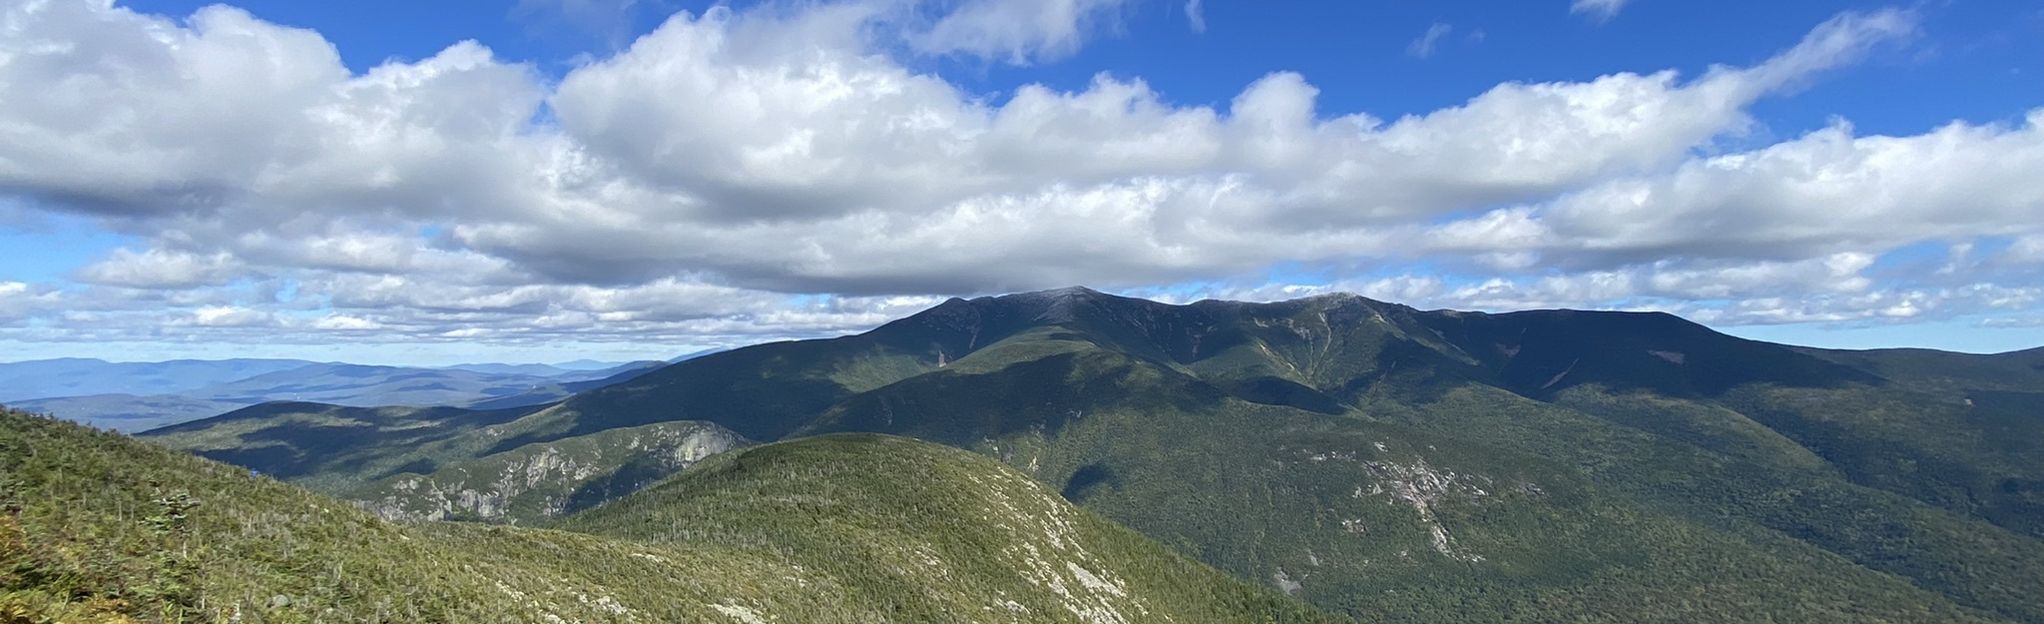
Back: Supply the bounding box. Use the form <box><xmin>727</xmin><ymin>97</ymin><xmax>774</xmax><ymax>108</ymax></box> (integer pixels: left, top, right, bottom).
<box><xmin>1</xmin><ymin>0</ymin><xmax>2042</xmax><ymax>365</ymax></box>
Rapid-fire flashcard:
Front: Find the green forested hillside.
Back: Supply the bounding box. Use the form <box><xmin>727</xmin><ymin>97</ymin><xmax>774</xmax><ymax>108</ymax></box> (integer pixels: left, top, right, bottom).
<box><xmin>563</xmin><ymin>433</ymin><xmax>1334</xmax><ymax>623</ymax></box>
<box><xmin>795</xmin><ymin>338</ymin><xmax>2028</xmax><ymax>621</ymax></box>
<box><xmin>143</xmin><ymin>401</ymin><xmax>540</xmax><ymax>492</ymax></box>
<box><xmin>143</xmin><ymin>288</ymin><xmax>2044</xmax><ymax>622</ymax></box>
<box><xmin>142</xmin><ymin>402</ymin><xmax>753</xmax><ymax>526</ymax></box>
<box><xmin>0</xmin><ymin>407</ymin><xmax>1331</xmax><ymax>622</ymax></box>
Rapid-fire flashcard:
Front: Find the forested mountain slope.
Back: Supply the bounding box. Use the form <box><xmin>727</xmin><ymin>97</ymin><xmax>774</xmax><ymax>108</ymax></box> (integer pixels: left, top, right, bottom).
<box><xmin>145</xmin><ymin>288</ymin><xmax>2044</xmax><ymax>622</ymax></box>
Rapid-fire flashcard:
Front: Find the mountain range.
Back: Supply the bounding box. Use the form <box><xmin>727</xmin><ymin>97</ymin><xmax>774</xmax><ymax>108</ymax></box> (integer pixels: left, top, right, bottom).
<box><xmin>0</xmin><ymin>358</ymin><xmax>664</xmax><ymax>431</ymax></box>
<box><xmin>24</xmin><ymin>287</ymin><xmax>2044</xmax><ymax>621</ymax></box>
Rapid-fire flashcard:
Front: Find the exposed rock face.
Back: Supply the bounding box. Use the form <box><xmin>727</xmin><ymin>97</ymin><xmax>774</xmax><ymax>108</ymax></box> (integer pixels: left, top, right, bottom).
<box><xmin>967</xmin><ymin>465</ymin><xmax>1158</xmax><ymax>624</ymax></box>
<box><xmin>1272</xmin><ymin>569</ymin><xmax>1304</xmax><ymax>596</ymax></box>
<box><xmin>1304</xmin><ymin>444</ymin><xmax>1509</xmax><ymax>565</ymax></box>
<box><xmin>362</xmin><ymin>421</ymin><xmax>747</xmax><ymax>523</ymax></box>
<box><xmin>1358</xmin><ymin>456</ymin><xmax>1494</xmax><ymax>563</ymax></box>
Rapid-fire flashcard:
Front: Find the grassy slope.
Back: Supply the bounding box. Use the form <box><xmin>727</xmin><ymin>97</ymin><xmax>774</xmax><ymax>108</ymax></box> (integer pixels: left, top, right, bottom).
<box><xmin>2</xmin><ymin>408</ymin><xmax>1339</xmax><ymax>623</ymax></box>
<box><xmin>1</xmin><ymin>407</ymin><xmax>779</xmax><ymax>623</ymax></box>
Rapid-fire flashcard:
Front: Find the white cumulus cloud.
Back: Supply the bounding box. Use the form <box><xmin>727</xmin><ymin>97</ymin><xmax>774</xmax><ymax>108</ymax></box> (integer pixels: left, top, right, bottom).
<box><xmin>0</xmin><ymin>1</ymin><xmax>2034</xmax><ymax>354</ymax></box>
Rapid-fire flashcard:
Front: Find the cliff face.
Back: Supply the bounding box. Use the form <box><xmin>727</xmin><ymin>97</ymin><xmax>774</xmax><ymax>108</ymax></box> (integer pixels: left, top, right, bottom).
<box><xmin>356</xmin><ymin>421</ymin><xmax>749</xmax><ymax>523</ymax></box>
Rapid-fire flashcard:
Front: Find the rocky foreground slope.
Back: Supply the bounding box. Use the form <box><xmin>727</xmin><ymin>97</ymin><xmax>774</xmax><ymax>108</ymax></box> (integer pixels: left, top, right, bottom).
<box><xmin>1</xmin><ymin>408</ymin><xmax>1330</xmax><ymax>622</ymax></box>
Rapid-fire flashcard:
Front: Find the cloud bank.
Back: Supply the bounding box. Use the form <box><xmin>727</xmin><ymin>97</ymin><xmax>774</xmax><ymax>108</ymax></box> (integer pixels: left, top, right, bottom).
<box><xmin>0</xmin><ymin>1</ymin><xmax>2038</xmax><ymax>357</ymax></box>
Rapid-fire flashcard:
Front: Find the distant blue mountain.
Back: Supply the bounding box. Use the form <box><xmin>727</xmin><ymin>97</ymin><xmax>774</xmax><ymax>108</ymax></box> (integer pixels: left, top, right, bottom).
<box><xmin>551</xmin><ymin>359</ymin><xmax>637</xmax><ymax>371</ymax></box>
<box><xmin>438</xmin><ymin>361</ymin><xmax>658</xmax><ymax>377</ymax></box>
<box><xmin>7</xmin><ymin>394</ymin><xmax>248</xmax><ymax>434</ymax></box>
<box><xmin>0</xmin><ymin>358</ymin><xmax>315</xmax><ymax>402</ymax></box>
<box><xmin>0</xmin><ymin>358</ymin><xmax>670</xmax><ymax>432</ymax></box>
<box><xmin>440</xmin><ymin>363</ymin><xmax>579</xmax><ymax>377</ymax></box>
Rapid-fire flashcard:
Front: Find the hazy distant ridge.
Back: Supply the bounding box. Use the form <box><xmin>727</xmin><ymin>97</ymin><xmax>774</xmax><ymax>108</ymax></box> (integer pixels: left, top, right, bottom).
<box><xmin>1</xmin><ymin>358</ymin><xmax>664</xmax><ymax>431</ymax></box>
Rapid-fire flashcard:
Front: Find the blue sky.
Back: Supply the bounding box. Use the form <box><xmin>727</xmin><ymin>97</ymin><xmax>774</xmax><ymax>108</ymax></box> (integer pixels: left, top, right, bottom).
<box><xmin>104</xmin><ymin>0</ymin><xmax>2042</xmax><ymax>133</ymax></box>
<box><xmin>1</xmin><ymin>0</ymin><xmax>2042</xmax><ymax>364</ymax></box>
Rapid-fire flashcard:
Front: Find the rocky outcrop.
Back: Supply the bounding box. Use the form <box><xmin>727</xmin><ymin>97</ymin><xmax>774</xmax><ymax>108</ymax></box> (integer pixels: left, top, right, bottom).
<box><xmin>1305</xmin><ymin>444</ymin><xmax>1507</xmax><ymax>564</ymax></box>
<box><xmin>361</xmin><ymin>421</ymin><xmax>747</xmax><ymax>523</ymax></box>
